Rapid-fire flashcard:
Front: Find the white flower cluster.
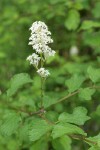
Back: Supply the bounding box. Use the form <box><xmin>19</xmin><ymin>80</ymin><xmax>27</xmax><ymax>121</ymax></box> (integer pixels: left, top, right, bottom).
<box><xmin>27</xmin><ymin>21</ymin><xmax>55</xmax><ymax>78</ymax></box>
<box><xmin>37</xmin><ymin>68</ymin><xmax>50</xmax><ymax>78</ymax></box>
<box><xmin>26</xmin><ymin>53</ymin><xmax>40</xmax><ymax>68</ymax></box>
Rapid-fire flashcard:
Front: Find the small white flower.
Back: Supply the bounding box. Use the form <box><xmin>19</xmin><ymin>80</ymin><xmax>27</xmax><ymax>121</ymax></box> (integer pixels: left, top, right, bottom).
<box><xmin>37</xmin><ymin>68</ymin><xmax>50</xmax><ymax>78</ymax></box>
<box><xmin>27</xmin><ymin>53</ymin><xmax>40</xmax><ymax>67</ymax></box>
<box><xmin>69</xmin><ymin>46</ymin><xmax>79</xmax><ymax>56</ymax></box>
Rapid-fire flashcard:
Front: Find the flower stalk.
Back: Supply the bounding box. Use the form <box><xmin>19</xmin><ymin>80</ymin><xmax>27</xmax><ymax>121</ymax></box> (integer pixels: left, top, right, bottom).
<box><xmin>26</xmin><ymin>21</ymin><xmax>56</xmax><ymax>108</ymax></box>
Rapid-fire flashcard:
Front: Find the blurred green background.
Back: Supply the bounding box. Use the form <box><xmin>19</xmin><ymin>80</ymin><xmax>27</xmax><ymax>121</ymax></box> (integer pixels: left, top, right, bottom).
<box><xmin>0</xmin><ymin>0</ymin><xmax>100</xmax><ymax>149</ymax></box>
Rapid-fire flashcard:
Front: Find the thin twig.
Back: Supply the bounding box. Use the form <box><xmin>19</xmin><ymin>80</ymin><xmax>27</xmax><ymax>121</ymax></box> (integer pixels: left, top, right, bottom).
<box><xmin>0</xmin><ymin>86</ymin><xmax>99</xmax><ymax>119</ymax></box>
<box><xmin>51</xmin><ymin>85</ymin><xmax>100</xmax><ymax>106</ymax></box>
<box><xmin>69</xmin><ymin>134</ymin><xmax>97</xmax><ymax>145</ymax></box>
<box><xmin>51</xmin><ymin>90</ymin><xmax>79</xmax><ymax>106</ymax></box>
<box><xmin>90</xmin><ymin>85</ymin><xmax>100</xmax><ymax>90</ymax></box>
<box><xmin>0</xmin><ymin>100</ymin><xmax>45</xmax><ymax>116</ymax></box>
<box><xmin>40</xmin><ymin>53</ymin><xmax>44</xmax><ymax>108</ymax></box>
<box><xmin>39</xmin><ymin>114</ymin><xmax>54</xmax><ymax>125</ymax></box>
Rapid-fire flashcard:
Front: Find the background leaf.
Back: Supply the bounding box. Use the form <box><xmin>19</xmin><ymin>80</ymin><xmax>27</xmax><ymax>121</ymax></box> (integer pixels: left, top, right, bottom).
<box><xmin>0</xmin><ymin>113</ymin><xmax>21</xmax><ymax>136</ymax></box>
<box><xmin>30</xmin><ymin>138</ymin><xmax>48</xmax><ymax>150</ymax></box>
<box><xmin>65</xmin><ymin>74</ymin><xmax>85</xmax><ymax>93</ymax></box>
<box><xmin>7</xmin><ymin>73</ymin><xmax>33</xmax><ymax>97</ymax></box>
<box><xmin>52</xmin><ymin>122</ymin><xmax>86</xmax><ymax>139</ymax></box>
<box><xmin>58</xmin><ymin>107</ymin><xmax>90</xmax><ymax>125</ymax></box>
<box><xmin>88</xmin><ymin>146</ymin><xmax>100</xmax><ymax>150</ymax></box>
<box><xmin>80</xmin><ymin>21</ymin><xmax>100</xmax><ymax>30</ymax></box>
<box><xmin>87</xmin><ymin>66</ymin><xmax>100</xmax><ymax>83</ymax></box>
<box><xmin>52</xmin><ymin>135</ymin><xmax>72</xmax><ymax>150</ymax></box>
<box><xmin>29</xmin><ymin>119</ymin><xmax>52</xmax><ymax>141</ymax></box>
<box><xmin>79</xmin><ymin>88</ymin><xmax>96</xmax><ymax>101</ymax></box>
<box><xmin>65</xmin><ymin>9</ymin><xmax>80</xmax><ymax>30</ymax></box>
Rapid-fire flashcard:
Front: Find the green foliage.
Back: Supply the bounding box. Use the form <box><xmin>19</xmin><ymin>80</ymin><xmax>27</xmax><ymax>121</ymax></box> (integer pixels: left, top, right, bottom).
<box><xmin>52</xmin><ymin>122</ymin><xmax>86</xmax><ymax>139</ymax></box>
<box><xmin>52</xmin><ymin>135</ymin><xmax>72</xmax><ymax>150</ymax></box>
<box><xmin>87</xmin><ymin>134</ymin><xmax>100</xmax><ymax>149</ymax></box>
<box><xmin>95</xmin><ymin>105</ymin><xmax>100</xmax><ymax>116</ymax></box>
<box><xmin>0</xmin><ymin>113</ymin><xmax>21</xmax><ymax>136</ymax></box>
<box><xmin>87</xmin><ymin>66</ymin><xmax>100</xmax><ymax>83</ymax></box>
<box><xmin>7</xmin><ymin>73</ymin><xmax>33</xmax><ymax>97</ymax></box>
<box><xmin>83</xmin><ymin>31</ymin><xmax>100</xmax><ymax>54</ymax></box>
<box><xmin>43</xmin><ymin>95</ymin><xmax>58</xmax><ymax>108</ymax></box>
<box><xmin>65</xmin><ymin>74</ymin><xmax>85</xmax><ymax>93</ymax></box>
<box><xmin>79</xmin><ymin>88</ymin><xmax>96</xmax><ymax>101</ymax></box>
<box><xmin>64</xmin><ymin>9</ymin><xmax>80</xmax><ymax>30</ymax></box>
<box><xmin>0</xmin><ymin>0</ymin><xmax>100</xmax><ymax>149</ymax></box>
<box><xmin>29</xmin><ymin>119</ymin><xmax>52</xmax><ymax>141</ymax></box>
<box><xmin>58</xmin><ymin>107</ymin><xmax>90</xmax><ymax>125</ymax></box>
<box><xmin>19</xmin><ymin>121</ymin><xmax>30</xmax><ymax>142</ymax></box>
<box><xmin>30</xmin><ymin>139</ymin><xmax>48</xmax><ymax>150</ymax></box>
<box><xmin>80</xmin><ymin>21</ymin><xmax>100</xmax><ymax>30</ymax></box>
<box><xmin>92</xmin><ymin>1</ymin><xmax>100</xmax><ymax>18</ymax></box>
<box><xmin>88</xmin><ymin>146</ymin><xmax>100</xmax><ymax>150</ymax></box>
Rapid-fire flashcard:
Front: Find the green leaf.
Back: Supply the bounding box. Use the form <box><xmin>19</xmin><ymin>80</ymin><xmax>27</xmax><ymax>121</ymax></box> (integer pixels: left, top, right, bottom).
<box><xmin>58</xmin><ymin>107</ymin><xmax>90</xmax><ymax>125</ymax></box>
<box><xmin>45</xmin><ymin>111</ymin><xmax>58</xmax><ymax>122</ymax></box>
<box><xmin>92</xmin><ymin>2</ymin><xmax>100</xmax><ymax>18</ymax></box>
<box><xmin>30</xmin><ymin>139</ymin><xmax>48</xmax><ymax>150</ymax></box>
<box><xmin>87</xmin><ymin>66</ymin><xmax>100</xmax><ymax>83</ymax></box>
<box><xmin>79</xmin><ymin>88</ymin><xmax>96</xmax><ymax>101</ymax></box>
<box><xmin>29</xmin><ymin>119</ymin><xmax>52</xmax><ymax>141</ymax></box>
<box><xmin>95</xmin><ymin>105</ymin><xmax>100</xmax><ymax>116</ymax></box>
<box><xmin>43</xmin><ymin>95</ymin><xmax>58</xmax><ymax>108</ymax></box>
<box><xmin>80</xmin><ymin>21</ymin><xmax>100</xmax><ymax>30</ymax></box>
<box><xmin>0</xmin><ymin>113</ymin><xmax>21</xmax><ymax>136</ymax></box>
<box><xmin>83</xmin><ymin>31</ymin><xmax>100</xmax><ymax>47</ymax></box>
<box><xmin>19</xmin><ymin>121</ymin><xmax>30</xmax><ymax>142</ymax></box>
<box><xmin>86</xmin><ymin>133</ymin><xmax>100</xmax><ymax>148</ymax></box>
<box><xmin>7</xmin><ymin>73</ymin><xmax>33</xmax><ymax>97</ymax></box>
<box><xmin>64</xmin><ymin>9</ymin><xmax>80</xmax><ymax>30</ymax></box>
<box><xmin>65</xmin><ymin>74</ymin><xmax>85</xmax><ymax>93</ymax></box>
<box><xmin>52</xmin><ymin>135</ymin><xmax>72</xmax><ymax>150</ymax></box>
<box><xmin>0</xmin><ymin>52</ymin><xmax>6</xmax><ymax>58</ymax></box>
<box><xmin>88</xmin><ymin>146</ymin><xmax>100</xmax><ymax>150</ymax></box>
<box><xmin>52</xmin><ymin>122</ymin><xmax>86</xmax><ymax>139</ymax></box>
